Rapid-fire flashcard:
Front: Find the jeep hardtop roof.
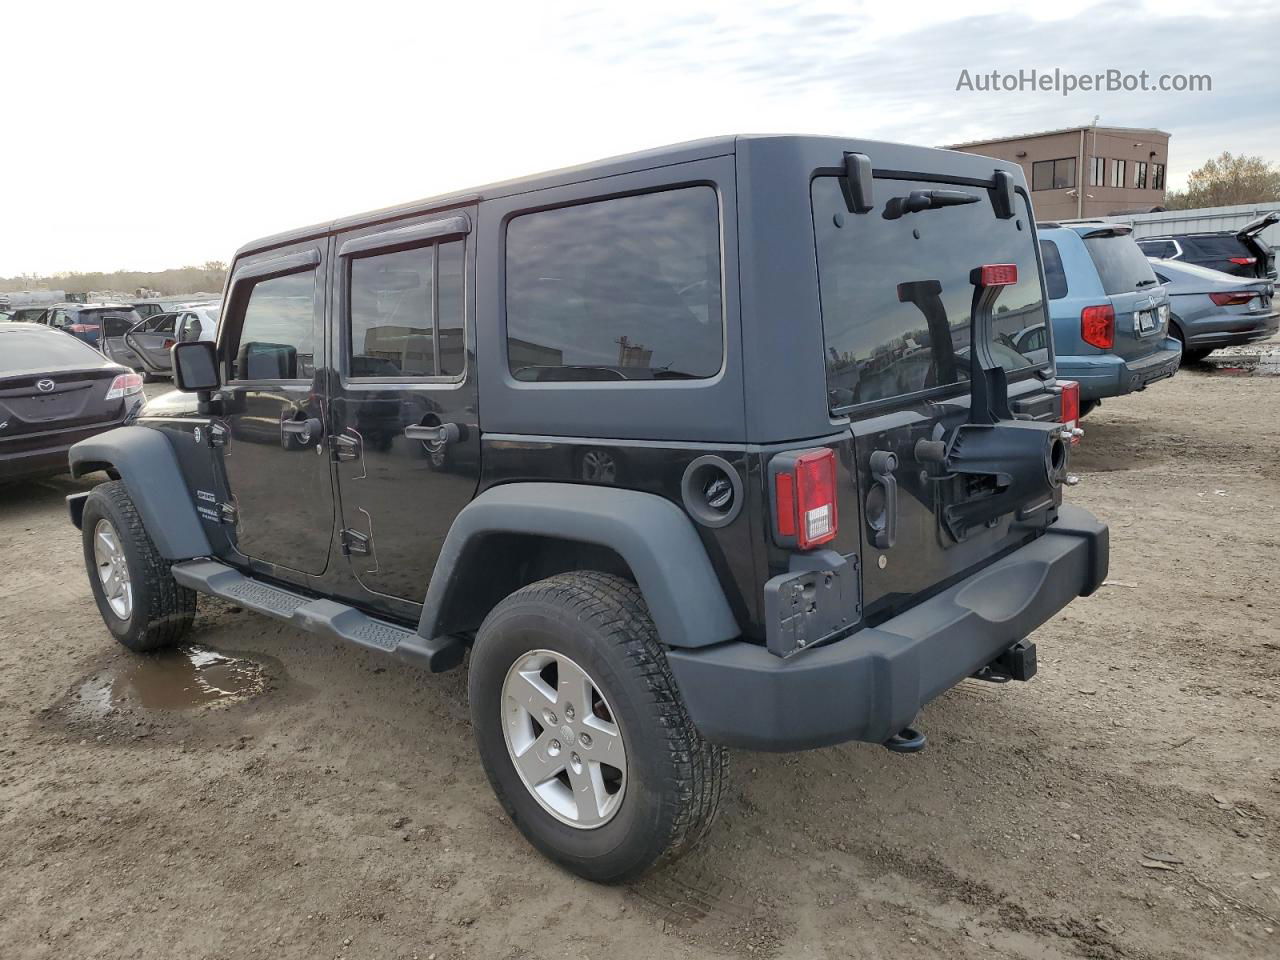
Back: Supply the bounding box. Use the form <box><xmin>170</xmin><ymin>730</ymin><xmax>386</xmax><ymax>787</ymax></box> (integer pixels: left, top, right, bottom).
<box><xmin>235</xmin><ymin>134</ymin><xmax>1031</xmax><ymax>259</ymax></box>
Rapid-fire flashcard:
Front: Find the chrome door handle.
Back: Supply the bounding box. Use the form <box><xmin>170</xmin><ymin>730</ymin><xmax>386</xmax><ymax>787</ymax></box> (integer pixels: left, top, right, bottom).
<box><xmin>281</xmin><ymin>417</ymin><xmax>322</xmax><ymax>443</ymax></box>
<box><xmin>404</xmin><ymin>422</ymin><xmax>460</xmax><ymax>444</ymax></box>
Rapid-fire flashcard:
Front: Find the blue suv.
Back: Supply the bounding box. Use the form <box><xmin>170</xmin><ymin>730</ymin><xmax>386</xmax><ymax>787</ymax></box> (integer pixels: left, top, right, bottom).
<box><xmin>1038</xmin><ymin>223</ymin><xmax>1181</xmax><ymax>414</ymax></box>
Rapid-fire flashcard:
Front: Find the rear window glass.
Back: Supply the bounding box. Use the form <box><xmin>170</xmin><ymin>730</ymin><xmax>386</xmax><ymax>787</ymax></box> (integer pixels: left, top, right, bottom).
<box><xmin>1040</xmin><ymin>239</ymin><xmax>1068</xmax><ymax>299</ymax></box>
<box><xmin>505</xmin><ymin>187</ymin><xmax>723</xmax><ymax>382</ymax></box>
<box><xmin>812</xmin><ymin>176</ymin><xmax>1048</xmax><ymax>410</ymax></box>
<box><xmin>1</xmin><ymin>329</ymin><xmax>103</xmax><ymax>370</ymax></box>
<box><xmin>1083</xmin><ymin>234</ymin><xmax>1158</xmax><ymax>295</ymax></box>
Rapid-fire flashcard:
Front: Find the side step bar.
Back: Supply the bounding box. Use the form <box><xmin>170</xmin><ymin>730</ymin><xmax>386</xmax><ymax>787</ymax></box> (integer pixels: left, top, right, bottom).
<box><xmin>170</xmin><ymin>560</ymin><xmax>464</xmax><ymax>672</ymax></box>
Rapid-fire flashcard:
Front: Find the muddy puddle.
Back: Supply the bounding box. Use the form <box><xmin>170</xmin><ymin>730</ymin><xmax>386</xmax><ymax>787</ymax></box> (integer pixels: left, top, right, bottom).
<box><xmin>69</xmin><ymin>646</ymin><xmax>267</xmax><ymax>720</ymax></box>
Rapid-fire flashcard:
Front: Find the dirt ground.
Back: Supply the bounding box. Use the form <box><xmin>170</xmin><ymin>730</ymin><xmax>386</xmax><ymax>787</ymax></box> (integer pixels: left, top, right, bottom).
<box><xmin>2</xmin><ymin>354</ymin><xmax>1277</xmax><ymax>960</ymax></box>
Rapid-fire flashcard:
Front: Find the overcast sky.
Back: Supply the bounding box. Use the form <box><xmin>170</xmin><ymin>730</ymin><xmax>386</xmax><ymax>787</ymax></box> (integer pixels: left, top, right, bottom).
<box><xmin>4</xmin><ymin>0</ymin><xmax>1276</xmax><ymax>276</ymax></box>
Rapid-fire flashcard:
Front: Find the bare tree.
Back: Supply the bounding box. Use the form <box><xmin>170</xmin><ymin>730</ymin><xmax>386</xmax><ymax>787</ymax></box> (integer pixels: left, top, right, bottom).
<box><xmin>1164</xmin><ymin>152</ymin><xmax>1280</xmax><ymax>210</ymax></box>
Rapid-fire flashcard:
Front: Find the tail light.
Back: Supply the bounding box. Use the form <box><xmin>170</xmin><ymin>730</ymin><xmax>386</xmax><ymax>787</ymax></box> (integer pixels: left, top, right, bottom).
<box><xmin>68</xmin><ymin>323</ymin><xmax>97</xmax><ymax>334</ymax></box>
<box><xmin>1228</xmin><ymin>256</ymin><xmax>1256</xmax><ymax>266</ymax></box>
<box><xmin>162</xmin><ymin>338</ymin><xmax>176</xmax><ymax>349</ymax></box>
<box><xmin>1209</xmin><ymin>291</ymin><xmax>1259</xmax><ymax>307</ymax></box>
<box><xmin>1080</xmin><ymin>304</ymin><xmax>1115</xmax><ymax>349</ymax></box>
<box><xmin>1058</xmin><ymin>379</ymin><xmax>1081</xmax><ymax>444</ymax></box>
<box><xmin>771</xmin><ymin>448</ymin><xmax>838</xmax><ymax>549</ymax></box>
<box><xmin>105</xmin><ymin>373</ymin><xmax>144</xmax><ymax>400</ymax></box>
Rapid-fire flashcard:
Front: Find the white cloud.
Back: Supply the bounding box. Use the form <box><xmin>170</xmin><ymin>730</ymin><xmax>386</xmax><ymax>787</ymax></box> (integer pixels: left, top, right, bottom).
<box><xmin>2</xmin><ymin>0</ymin><xmax>1274</xmax><ymax>274</ymax></box>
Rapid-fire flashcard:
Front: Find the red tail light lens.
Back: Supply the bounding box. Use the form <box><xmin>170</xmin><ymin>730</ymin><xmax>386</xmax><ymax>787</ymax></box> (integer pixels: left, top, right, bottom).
<box><xmin>1228</xmin><ymin>257</ymin><xmax>1256</xmax><ymax>265</ymax></box>
<box><xmin>105</xmin><ymin>373</ymin><xmax>144</xmax><ymax>400</ymax></box>
<box><xmin>1080</xmin><ymin>304</ymin><xmax>1115</xmax><ymax>349</ymax></box>
<box><xmin>1058</xmin><ymin>379</ymin><xmax>1080</xmax><ymax>443</ymax></box>
<box><xmin>1208</xmin><ymin>291</ymin><xmax>1259</xmax><ymax>307</ymax></box>
<box><xmin>68</xmin><ymin>323</ymin><xmax>97</xmax><ymax>334</ymax></box>
<box><xmin>979</xmin><ymin>263</ymin><xmax>1018</xmax><ymax>286</ymax></box>
<box><xmin>162</xmin><ymin>338</ymin><xmax>176</xmax><ymax>349</ymax></box>
<box><xmin>772</xmin><ymin>448</ymin><xmax>838</xmax><ymax>550</ymax></box>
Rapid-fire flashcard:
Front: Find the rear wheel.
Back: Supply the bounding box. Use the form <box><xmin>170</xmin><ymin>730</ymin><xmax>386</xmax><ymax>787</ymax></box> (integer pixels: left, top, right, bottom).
<box><xmin>1079</xmin><ymin>399</ymin><xmax>1099</xmax><ymax>418</ymax></box>
<box><xmin>469</xmin><ymin>572</ymin><xmax>727</xmax><ymax>882</ymax></box>
<box><xmin>81</xmin><ymin>480</ymin><xmax>196</xmax><ymax>652</ymax></box>
<box><xmin>1184</xmin><ymin>348</ymin><xmax>1212</xmax><ymax>364</ymax></box>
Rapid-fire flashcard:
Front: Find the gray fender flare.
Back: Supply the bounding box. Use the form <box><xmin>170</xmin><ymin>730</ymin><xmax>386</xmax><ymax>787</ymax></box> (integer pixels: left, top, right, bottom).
<box><xmin>69</xmin><ymin>426</ymin><xmax>212</xmax><ymax>560</ymax></box>
<box><xmin>418</xmin><ymin>482</ymin><xmax>740</xmax><ymax>649</ymax></box>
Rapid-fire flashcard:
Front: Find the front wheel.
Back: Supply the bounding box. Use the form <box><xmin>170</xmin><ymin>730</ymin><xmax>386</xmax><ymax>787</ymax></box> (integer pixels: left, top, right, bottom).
<box><xmin>81</xmin><ymin>480</ymin><xmax>196</xmax><ymax>652</ymax></box>
<box><xmin>469</xmin><ymin>572</ymin><xmax>727</xmax><ymax>883</ymax></box>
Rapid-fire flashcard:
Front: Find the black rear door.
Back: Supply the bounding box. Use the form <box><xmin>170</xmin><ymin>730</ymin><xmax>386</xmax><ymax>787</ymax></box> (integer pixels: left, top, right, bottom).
<box><xmin>811</xmin><ymin>175</ymin><xmax>1054</xmax><ymax>620</ymax></box>
<box><xmin>327</xmin><ymin>210</ymin><xmax>480</xmax><ymax>615</ymax></box>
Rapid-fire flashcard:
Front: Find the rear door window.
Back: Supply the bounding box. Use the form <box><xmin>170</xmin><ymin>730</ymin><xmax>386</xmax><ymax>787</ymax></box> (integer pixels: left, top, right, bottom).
<box><xmin>812</xmin><ymin>176</ymin><xmax>1048</xmax><ymax>410</ymax></box>
<box><xmin>1040</xmin><ymin>239</ymin><xmax>1069</xmax><ymax>299</ymax></box>
<box><xmin>505</xmin><ymin>186</ymin><xmax>723</xmax><ymax>382</ymax></box>
<box><xmin>1083</xmin><ymin>234</ymin><xmax>1159</xmax><ymax>295</ymax></box>
<box><xmin>1138</xmin><ymin>240</ymin><xmax>1175</xmax><ymax>259</ymax></box>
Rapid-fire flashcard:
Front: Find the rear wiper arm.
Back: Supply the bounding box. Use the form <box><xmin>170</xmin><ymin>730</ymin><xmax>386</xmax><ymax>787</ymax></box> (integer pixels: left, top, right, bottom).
<box><xmin>883</xmin><ymin>189</ymin><xmax>981</xmax><ymax>220</ymax></box>
<box><xmin>1135</xmin><ymin>278</ymin><xmax>1158</xmax><ymax>287</ymax></box>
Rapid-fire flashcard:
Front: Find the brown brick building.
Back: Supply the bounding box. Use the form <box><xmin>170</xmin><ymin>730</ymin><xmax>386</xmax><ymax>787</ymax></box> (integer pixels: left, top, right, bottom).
<box><xmin>944</xmin><ymin>125</ymin><xmax>1170</xmax><ymax>221</ymax></box>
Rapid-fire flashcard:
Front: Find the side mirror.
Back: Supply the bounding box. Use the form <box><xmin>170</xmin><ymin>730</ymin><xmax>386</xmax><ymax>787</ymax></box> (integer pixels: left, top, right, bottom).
<box><xmin>173</xmin><ymin>340</ymin><xmax>220</xmax><ymax>392</ymax></box>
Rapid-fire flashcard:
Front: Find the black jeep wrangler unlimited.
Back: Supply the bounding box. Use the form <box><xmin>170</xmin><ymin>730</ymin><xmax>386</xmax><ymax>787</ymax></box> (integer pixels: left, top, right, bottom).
<box><xmin>68</xmin><ymin>136</ymin><xmax>1107</xmax><ymax>882</ymax></box>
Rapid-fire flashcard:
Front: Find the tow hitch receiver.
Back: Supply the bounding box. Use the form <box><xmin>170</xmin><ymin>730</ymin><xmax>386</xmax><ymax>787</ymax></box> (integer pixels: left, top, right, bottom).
<box><xmin>973</xmin><ymin>638</ymin><xmax>1038</xmax><ymax>683</ymax></box>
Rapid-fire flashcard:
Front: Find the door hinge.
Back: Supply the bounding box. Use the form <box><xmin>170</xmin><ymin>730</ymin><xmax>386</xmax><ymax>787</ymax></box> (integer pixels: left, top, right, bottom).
<box><xmin>329</xmin><ymin>433</ymin><xmax>360</xmax><ymax>462</ymax></box>
<box><xmin>219</xmin><ymin>501</ymin><xmax>237</xmax><ymax>524</ymax></box>
<box><xmin>341</xmin><ymin>528</ymin><xmax>371</xmax><ymax>556</ymax></box>
<box><xmin>208</xmin><ymin>422</ymin><xmax>229</xmax><ymax>447</ymax></box>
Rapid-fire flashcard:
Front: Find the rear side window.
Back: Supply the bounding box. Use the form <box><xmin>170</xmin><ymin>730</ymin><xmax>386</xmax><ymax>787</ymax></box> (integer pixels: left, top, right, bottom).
<box><xmin>812</xmin><ymin>176</ymin><xmax>1048</xmax><ymax>410</ymax></box>
<box><xmin>1083</xmin><ymin>234</ymin><xmax>1158</xmax><ymax>295</ymax></box>
<box><xmin>1187</xmin><ymin>236</ymin><xmax>1249</xmax><ymax>258</ymax></box>
<box><xmin>1138</xmin><ymin>239</ymin><xmax>1175</xmax><ymax>259</ymax></box>
<box><xmin>505</xmin><ymin>187</ymin><xmax>723</xmax><ymax>382</ymax></box>
<box><xmin>1040</xmin><ymin>239</ymin><xmax>1069</xmax><ymax>299</ymax></box>
<box><xmin>230</xmin><ymin>270</ymin><xmax>317</xmax><ymax>380</ymax></box>
<box><xmin>348</xmin><ymin>239</ymin><xmax>465</xmax><ymax>379</ymax></box>
<box><xmin>1</xmin><ymin>329</ymin><xmax>104</xmax><ymax>370</ymax></box>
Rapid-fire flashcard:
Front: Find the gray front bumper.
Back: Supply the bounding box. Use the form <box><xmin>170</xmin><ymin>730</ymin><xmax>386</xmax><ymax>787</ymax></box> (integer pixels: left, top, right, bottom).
<box><xmin>667</xmin><ymin>505</ymin><xmax>1108</xmax><ymax>752</ymax></box>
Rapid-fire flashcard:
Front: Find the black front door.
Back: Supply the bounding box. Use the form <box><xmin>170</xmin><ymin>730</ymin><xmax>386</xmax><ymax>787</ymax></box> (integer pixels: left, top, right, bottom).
<box><xmin>214</xmin><ymin>243</ymin><xmax>334</xmax><ymax>576</ymax></box>
<box><xmin>328</xmin><ymin>212</ymin><xmax>481</xmax><ymax>610</ymax></box>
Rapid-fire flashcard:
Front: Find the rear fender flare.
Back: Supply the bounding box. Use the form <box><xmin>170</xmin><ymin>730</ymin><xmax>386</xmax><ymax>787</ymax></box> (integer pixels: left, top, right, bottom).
<box><xmin>419</xmin><ymin>482</ymin><xmax>740</xmax><ymax>649</ymax></box>
<box><xmin>68</xmin><ymin>426</ymin><xmax>212</xmax><ymax>560</ymax></box>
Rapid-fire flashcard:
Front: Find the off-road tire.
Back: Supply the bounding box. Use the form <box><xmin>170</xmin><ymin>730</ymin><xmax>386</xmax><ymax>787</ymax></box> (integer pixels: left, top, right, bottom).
<box><xmin>1183</xmin><ymin>348</ymin><xmax>1212</xmax><ymax>364</ymax></box>
<box><xmin>469</xmin><ymin>571</ymin><xmax>728</xmax><ymax>883</ymax></box>
<box><xmin>81</xmin><ymin>480</ymin><xmax>196</xmax><ymax>652</ymax></box>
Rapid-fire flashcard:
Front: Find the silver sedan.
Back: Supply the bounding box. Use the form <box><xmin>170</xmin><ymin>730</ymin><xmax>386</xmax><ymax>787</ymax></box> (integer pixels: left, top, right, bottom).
<box><xmin>1149</xmin><ymin>258</ymin><xmax>1279</xmax><ymax>363</ymax></box>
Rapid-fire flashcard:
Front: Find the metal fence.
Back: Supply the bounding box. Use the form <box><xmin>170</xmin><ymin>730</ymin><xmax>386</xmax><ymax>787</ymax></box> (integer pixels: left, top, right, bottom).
<box><xmin>1078</xmin><ymin>201</ymin><xmax>1280</xmax><ymax>245</ymax></box>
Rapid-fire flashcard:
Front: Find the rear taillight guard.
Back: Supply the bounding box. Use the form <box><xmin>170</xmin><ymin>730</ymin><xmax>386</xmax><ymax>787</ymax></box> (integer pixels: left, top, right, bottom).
<box><xmin>105</xmin><ymin>373</ymin><xmax>144</xmax><ymax>401</ymax></box>
<box><xmin>770</xmin><ymin>447</ymin><xmax>839</xmax><ymax>550</ymax></box>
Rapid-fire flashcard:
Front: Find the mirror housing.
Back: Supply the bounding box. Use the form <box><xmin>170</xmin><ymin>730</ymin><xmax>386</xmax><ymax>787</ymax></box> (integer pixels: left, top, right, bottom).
<box><xmin>172</xmin><ymin>340</ymin><xmax>220</xmax><ymax>393</ymax></box>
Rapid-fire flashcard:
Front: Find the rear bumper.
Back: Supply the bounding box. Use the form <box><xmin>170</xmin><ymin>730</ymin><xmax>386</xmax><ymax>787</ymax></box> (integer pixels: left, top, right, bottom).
<box><xmin>1057</xmin><ymin>339</ymin><xmax>1181</xmax><ymax>401</ymax></box>
<box><xmin>0</xmin><ymin>403</ymin><xmax>142</xmax><ymax>481</ymax></box>
<box><xmin>1185</xmin><ymin>310</ymin><xmax>1280</xmax><ymax>348</ymax></box>
<box><xmin>667</xmin><ymin>505</ymin><xmax>1108</xmax><ymax>752</ymax></box>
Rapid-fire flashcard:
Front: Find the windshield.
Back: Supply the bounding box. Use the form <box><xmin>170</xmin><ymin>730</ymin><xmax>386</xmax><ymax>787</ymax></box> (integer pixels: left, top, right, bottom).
<box><xmin>1083</xmin><ymin>234</ymin><xmax>1158</xmax><ymax>295</ymax></box>
<box><xmin>812</xmin><ymin>176</ymin><xmax>1048</xmax><ymax>410</ymax></box>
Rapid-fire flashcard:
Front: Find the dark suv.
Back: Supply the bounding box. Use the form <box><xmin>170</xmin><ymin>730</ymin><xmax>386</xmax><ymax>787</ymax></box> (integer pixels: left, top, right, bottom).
<box><xmin>66</xmin><ymin>136</ymin><xmax>1107</xmax><ymax>882</ymax></box>
<box><xmin>41</xmin><ymin>302</ymin><xmax>142</xmax><ymax>348</ymax></box>
<box><xmin>1136</xmin><ymin>212</ymin><xmax>1278</xmax><ymax>280</ymax></box>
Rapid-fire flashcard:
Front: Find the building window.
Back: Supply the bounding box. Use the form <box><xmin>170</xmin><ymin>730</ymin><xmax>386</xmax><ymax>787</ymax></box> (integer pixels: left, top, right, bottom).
<box><xmin>1134</xmin><ymin>162</ymin><xmax>1148</xmax><ymax>189</ymax></box>
<box><xmin>1112</xmin><ymin>159</ymin><xmax>1126</xmax><ymax>188</ymax></box>
<box><xmin>1090</xmin><ymin>156</ymin><xmax>1105</xmax><ymax>187</ymax></box>
<box><xmin>1152</xmin><ymin>163</ymin><xmax>1166</xmax><ymax>190</ymax></box>
<box><xmin>1031</xmin><ymin>157</ymin><xmax>1076</xmax><ymax>191</ymax></box>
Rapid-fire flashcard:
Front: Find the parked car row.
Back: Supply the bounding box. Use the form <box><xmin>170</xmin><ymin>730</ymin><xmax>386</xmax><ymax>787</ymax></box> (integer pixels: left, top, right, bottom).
<box><xmin>1035</xmin><ymin>214</ymin><xmax>1277</xmax><ymax>416</ymax></box>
